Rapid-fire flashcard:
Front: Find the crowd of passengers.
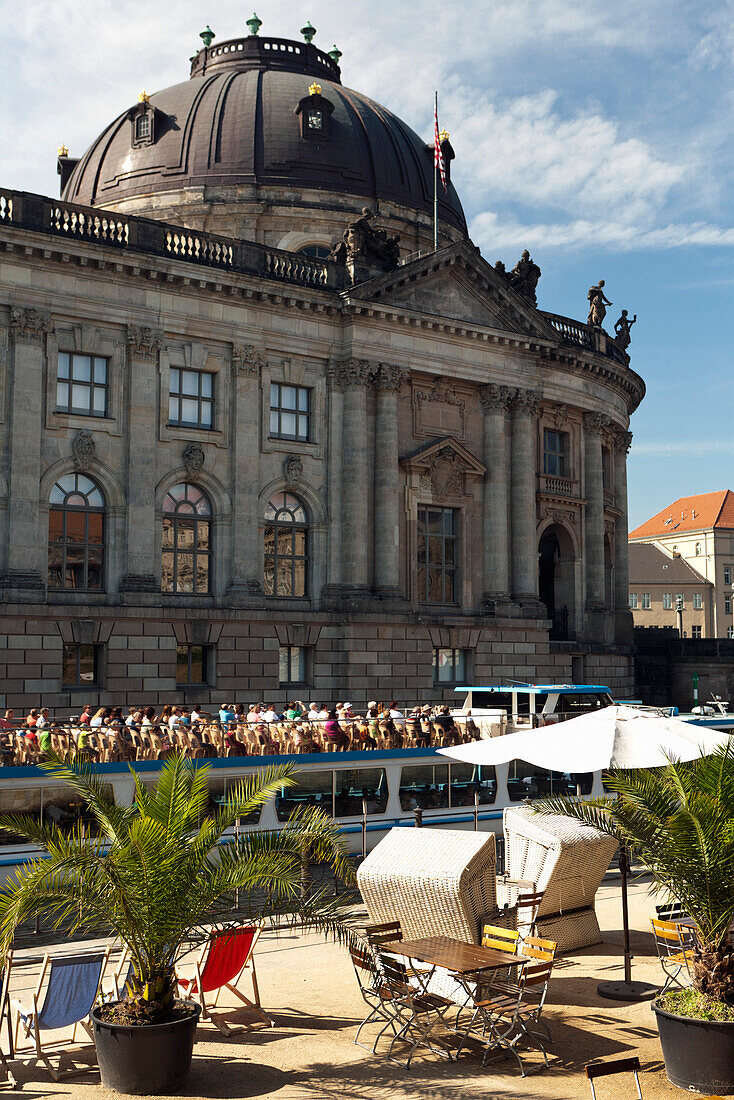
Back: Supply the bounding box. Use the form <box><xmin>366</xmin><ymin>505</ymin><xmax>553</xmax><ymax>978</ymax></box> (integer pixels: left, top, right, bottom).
<box><xmin>0</xmin><ymin>699</ymin><xmax>475</xmax><ymax>764</ymax></box>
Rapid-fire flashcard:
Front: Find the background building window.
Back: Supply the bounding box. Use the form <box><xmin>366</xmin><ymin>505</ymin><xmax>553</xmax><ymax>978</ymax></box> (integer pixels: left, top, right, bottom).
<box><xmin>692</xmin><ymin>625</ymin><xmax>702</xmax><ymax>638</ymax></box>
<box><xmin>176</xmin><ymin>644</ymin><xmax>213</xmax><ymax>686</ymax></box>
<box><xmin>417</xmin><ymin>506</ymin><xmax>458</xmax><ymax>604</ymax></box>
<box><xmin>641</xmin><ymin>593</ymin><xmax>651</xmax><ymax>609</ymax></box>
<box><xmin>433</xmin><ymin>648</ymin><xmax>468</xmax><ymax>684</ymax></box>
<box><xmin>56</xmin><ymin>352</ymin><xmax>108</xmax><ymax>416</ymax></box>
<box><xmin>629</xmin><ymin>593</ymin><xmax>638</xmax><ymax>609</ymax></box>
<box><xmin>161</xmin><ymin>483</ymin><xmax>212</xmax><ymax>594</ymax></box>
<box><xmin>725</xmin><ymin>566</ymin><xmax>732</xmax><ymax>585</ymax></box>
<box><xmin>693</xmin><ymin>593</ymin><xmax>703</xmax><ymax>609</ymax></box>
<box><xmin>663</xmin><ymin>593</ymin><xmax>672</xmax><ymax>609</ymax></box>
<box><xmin>264</xmin><ymin>493</ymin><xmax>308</xmax><ymax>597</ymax></box>
<box><xmin>695</xmin><ymin>542</ymin><xmax>702</xmax><ymax>556</ymax></box>
<box><xmin>279</xmin><ymin>645</ymin><xmax>308</xmax><ymax>685</ymax></box>
<box><xmin>728</xmin><ymin>626</ymin><xmax>734</xmax><ymax>640</ymax></box>
<box><xmin>168</xmin><ymin>369</ymin><xmax>213</xmax><ymax>430</ymax></box>
<box><xmin>270</xmin><ymin>383</ymin><xmax>310</xmax><ymax>441</ymax></box>
<box><xmin>543</xmin><ymin>429</ymin><xmax>567</xmax><ymax>477</ymax></box>
<box><xmin>676</xmin><ymin>593</ymin><xmax>684</xmax><ymax>607</ymax></box>
<box><xmin>726</xmin><ymin>595</ymin><xmax>732</xmax><ymax>615</ymax></box>
<box><xmin>62</xmin><ymin>643</ymin><xmax>100</xmax><ymax>688</ymax></box>
<box><xmin>48</xmin><ymin>474</ymin><xmax>105</xmax><ymax>591</ymax></box>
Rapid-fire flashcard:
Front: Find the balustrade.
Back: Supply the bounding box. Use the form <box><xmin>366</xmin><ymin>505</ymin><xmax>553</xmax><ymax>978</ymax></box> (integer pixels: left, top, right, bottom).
<box><xmin>538</xmin><ymin>474</ymin><xmax>578</xmax><ymax>498</ymax></box>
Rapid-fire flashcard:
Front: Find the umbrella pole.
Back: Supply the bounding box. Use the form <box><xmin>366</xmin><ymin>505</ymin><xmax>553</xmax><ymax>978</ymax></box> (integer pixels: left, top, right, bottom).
<box><xmin>598</xmin><ymin>839</ymin><xmax>657</xmax><ymax>1002</ymax></box>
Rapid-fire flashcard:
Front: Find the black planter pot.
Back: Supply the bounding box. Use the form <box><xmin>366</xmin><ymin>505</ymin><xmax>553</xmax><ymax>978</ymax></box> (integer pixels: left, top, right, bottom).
<box><xmin>91</xmin><ymin>1001</ymin><xmax>201</xmax><ymax>1095</ymax></box>
<box><xmin>653</xmin><ymin>999</ymin><xmax>734</xmax><ymax>1094</ymax></box>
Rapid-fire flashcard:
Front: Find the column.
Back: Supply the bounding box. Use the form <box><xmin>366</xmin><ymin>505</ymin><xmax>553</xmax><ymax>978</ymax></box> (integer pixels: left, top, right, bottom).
<box><xmin>583</xmin><ymin>412</ymin><xmax>609</xmax><ymax>607</ymax></box>
<box><xmin>479</xmin><ymin>383</ymin><xmax>514</xmax><ymax>602</ymax></box>
<box><xmin>613</xmin><ymin>428</ymin><xmax>633</xmax><ymax>611</ymax></box>
<box><xmin>338</xmin><ymin>358</ymin><xmax>371</xmax><ymax>593</ymax></box>
<box><xmin>228</xmin><ymin>344</ymin><xmax>263</xmax><ymax>600</ymax></box>
<box><xmin>1</xmin><ymin>307</ymin><xmax>50</xmax><ymax>598</ymax></box>
<box><xmin>119</xmin><ymin>325</ymin><xmax>161</xmax><ymax>592</ymax></box>
<box><xmin>510</xmin><ymin>388</ymin><xmax>542</xmax><ymax>601</ymax></box>
<box><xmin>373</xmin><ymin>363</ymin><xmax>405</xmax><ymax>595</ymax></box>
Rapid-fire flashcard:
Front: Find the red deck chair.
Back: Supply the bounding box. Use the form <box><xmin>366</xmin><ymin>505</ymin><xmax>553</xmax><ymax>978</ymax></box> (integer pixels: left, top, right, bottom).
<box><xmin>176</xmin><ymin>923</ymin><xmax>271</xmax><ymax>1034</ymax></box>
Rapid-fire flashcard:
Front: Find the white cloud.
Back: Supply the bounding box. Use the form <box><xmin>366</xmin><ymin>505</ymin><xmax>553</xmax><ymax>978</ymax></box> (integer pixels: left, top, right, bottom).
<box><xmin>631</xmin><ymin>440</ymin><xmax>734</xmax><ymax>457</ymax></box>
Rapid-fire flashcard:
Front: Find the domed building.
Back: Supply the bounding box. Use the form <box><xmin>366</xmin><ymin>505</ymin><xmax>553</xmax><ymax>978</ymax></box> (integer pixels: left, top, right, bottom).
<box><xmin>0</xmin><ymin>20</ymin><xmax>643</xmax><ymax>709</ymax></box>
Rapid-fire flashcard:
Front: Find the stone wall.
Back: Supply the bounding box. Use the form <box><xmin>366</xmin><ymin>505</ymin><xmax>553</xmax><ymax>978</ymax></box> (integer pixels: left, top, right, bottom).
<box><xmin>634</xmin><ymin>628</ymin><xmax>734</xmax><ymax>708</ymax></box>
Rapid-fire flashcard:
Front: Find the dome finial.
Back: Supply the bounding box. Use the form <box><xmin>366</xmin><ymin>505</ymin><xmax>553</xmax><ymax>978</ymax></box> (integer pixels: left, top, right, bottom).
<box><xmin>58</xmin><ymin>144</ymin><xmax>69</xmax><ymax>157</ymax></box>
<box><xmin>300</xmin><ymin>20</ymin><xmax>316</xmax><ymax>44</ymax></box>
<box><xmin>328</xmin><ymin>44</ymin><xmax>342</xmax><ymax>64</ymax></box>
<box><xmin>246</xmin><ymin>12</ymin><xmax>262</xmax><ymax>36</ymax></box>
<box><xmin>138</xmin><ymin>90</ymin><xmax>151</xmax><ymax>104</ymax></box>
<box><xmin>199</xmin><ymin>25</ymin><xmax>215</xmax><ymax>48</ymax></box>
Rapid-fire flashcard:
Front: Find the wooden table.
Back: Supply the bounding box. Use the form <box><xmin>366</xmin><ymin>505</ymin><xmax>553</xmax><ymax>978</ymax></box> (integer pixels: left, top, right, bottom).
<box><xmin>382</xmin><ymin>935</ymin><xmax>528</xmax><ymax>976</ymax></box>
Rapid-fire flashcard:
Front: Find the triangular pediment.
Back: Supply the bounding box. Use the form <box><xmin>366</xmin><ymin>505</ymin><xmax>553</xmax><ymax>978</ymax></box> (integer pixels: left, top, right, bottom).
<box><xmin>400</xmin><ymin>436</ymin><xmax>486</xmax><ymax>476</ymax></box>
<box><xmin>346</xmin><ymin>240</ymin><xmax>557</xmax><ymax>341</ymax></box>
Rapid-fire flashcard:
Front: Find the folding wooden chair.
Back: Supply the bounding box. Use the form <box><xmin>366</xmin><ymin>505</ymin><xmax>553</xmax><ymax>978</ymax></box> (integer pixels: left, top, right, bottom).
<box><xmin>651</xmin><ymin>918</ymin><xmax>695</xmax><ymax>993</ymax></box>
<box><xmin>0</xmin><ymin>953</ymin><xmax>16</xmax><ymax>1089</ymax></box>
<box><xmin>349</xmin><ymin>939</ymin><xmax>400</xmax><ymax>1052</ymax></box>
<box><xmin>12</xmin><ymin>949</ymin><xmax>109</xmax><ymax>1080</ymax></box>
<box><xmin>176</xmin><ymin>923</ymin><xmax>270</xmax><ymax>1034</ymax></box>
<box><xmin>585</xmin><ymin>1056</ymin><xmax>644</xmax><ymax>1099</ymax></box>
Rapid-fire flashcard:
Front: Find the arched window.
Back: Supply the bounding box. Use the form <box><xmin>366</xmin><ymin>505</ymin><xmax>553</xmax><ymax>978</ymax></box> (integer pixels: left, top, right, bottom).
<box><xmin>297</xmin><ymin>244</ymin><xmax>330</xmax><ymax>260</ymax></box>
<box><xmin>48</xmin><ymin>474</ymin><xmax>105</xmax><ymax>591</ymax></box>
<box><xmin>264</xmin><ymin>493</ymin><xmax>307</xmax><ymax>597</ymax></box>
<box><xmin>161</xmin><ymin>483</ymin><xmax>211</xmax><ymax>594</ymax></box>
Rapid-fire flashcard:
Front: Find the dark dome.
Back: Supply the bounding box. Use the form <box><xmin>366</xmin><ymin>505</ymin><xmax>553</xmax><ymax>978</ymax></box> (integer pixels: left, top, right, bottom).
<box><xmin>61</xmin><ymin>35</ymin><xmax>466</xmax><ymax>235</ymax></box>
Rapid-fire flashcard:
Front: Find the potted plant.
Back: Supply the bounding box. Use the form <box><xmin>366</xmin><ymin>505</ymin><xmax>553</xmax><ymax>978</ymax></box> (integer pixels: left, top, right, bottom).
<box><xmin>536</xmin><ymin>744</ymin><xmax>734</xmax><ymax>1095</ymax></box>
<box><xmin>0</xmin><ymin>755</ymin><xmax>354</xmax><ymax>1095</ymax></box>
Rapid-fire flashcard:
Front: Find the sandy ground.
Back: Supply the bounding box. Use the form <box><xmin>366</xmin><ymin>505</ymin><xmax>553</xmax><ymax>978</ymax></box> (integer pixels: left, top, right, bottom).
<box><xmin>0</xmin><ymin>877</ymin><xmax>696</xmax><ymax>1099</ymax></box>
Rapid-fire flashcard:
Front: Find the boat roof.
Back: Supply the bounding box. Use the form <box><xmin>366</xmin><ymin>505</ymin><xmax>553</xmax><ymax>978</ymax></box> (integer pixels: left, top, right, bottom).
<box><xmin>454</xmin><ymin>684</ymin><xmax>612</xmax><ymax>695</ymax></box>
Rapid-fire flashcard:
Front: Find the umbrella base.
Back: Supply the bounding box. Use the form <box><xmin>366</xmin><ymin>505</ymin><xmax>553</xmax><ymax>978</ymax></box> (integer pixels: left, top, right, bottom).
<box><xmin>597</xmin><ymin>980</ymin><xmax>658</xmax><ymax>1002</ymax></box>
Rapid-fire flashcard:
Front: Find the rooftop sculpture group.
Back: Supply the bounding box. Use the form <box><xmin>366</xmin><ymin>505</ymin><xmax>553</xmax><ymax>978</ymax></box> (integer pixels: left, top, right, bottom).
<box><xmin>494</xmin><ymin>250</ymin><xmax>542</xmax><ymax>305</ymax></box>
<box><xmin>329</xmin><ymin>208</ymin><xmax>401</xmax><ymax>282</ymax></box>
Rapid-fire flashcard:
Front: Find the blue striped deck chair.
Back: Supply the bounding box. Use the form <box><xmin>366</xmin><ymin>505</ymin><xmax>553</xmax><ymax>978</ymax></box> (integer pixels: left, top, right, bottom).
<box><xmin>12</xmin><ymin>949</ymin><xmax>109</xmax><ymax>1081</ymax></box>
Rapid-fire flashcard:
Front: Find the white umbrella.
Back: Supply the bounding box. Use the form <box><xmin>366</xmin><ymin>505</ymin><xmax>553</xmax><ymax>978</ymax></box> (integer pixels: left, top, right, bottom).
<box><xmin>438</xmin><ymin>705</ymin><xmax>730</xmax><ymax>772</ymax></box>
<box><xmin>439</xmin><ymin>705</ymin><xmax>731</xmax><ymax>1002</ymax></box>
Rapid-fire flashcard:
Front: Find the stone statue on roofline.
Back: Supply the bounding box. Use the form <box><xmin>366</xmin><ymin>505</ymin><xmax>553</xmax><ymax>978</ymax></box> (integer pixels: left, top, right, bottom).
<box><xmin>614</xmin><ymin>309</ymin><xmax>637</xmax><ymax>350</ymax></box>
<box><xmin>507</xmin><ymin>249</ymin><xmax>541</xmax><ymax>305</ymax></box>
<box><xmin>587</xmin><ymin>280</ymin><xmax>612</xmax><ymax>328</ymax></box>
<box><xmin>329</xmin><ymin>207</ymin><xmax>401</xmax><ymax>283</ymax></box>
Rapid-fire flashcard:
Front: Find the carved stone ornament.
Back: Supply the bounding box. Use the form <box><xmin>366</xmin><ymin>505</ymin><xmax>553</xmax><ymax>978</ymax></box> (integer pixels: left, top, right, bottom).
<box><xmin>327</xmin><ymin>357</ymin><xmax>372</xmax><ymax>389</ymax></box>
<box><xmin>183</xmin><ymin>442</ymin><xmax>205</xmax><ymax>477</ymax></box>
<box><xmin>613</xmin><ymin>428</ymin><xmax>633</xmax><ymax>454</ymax></box>
<box><xmin>284</xmin><ymin>453</ymin><xmax>303</xmax><ymax>489</ymax></box>
<box><xmin>373</xmin><ymin>363</ymin><xmax>406</xmax><ymax>393</ymax></box>
<box><xmin>583</xmin><ymin>411</ymin><xmax>611</xmax><ymax>436</ymax></box>
<box><xmin>127</xmin><ymin>325</ymin><xmax>162</xmax><ymax>359</ymax></box>
<box><xmin>419</xmin><ymin>447</ymin><xmax>464</xmax><ymax>502</ymax></box>
<box><xmin>545</xmin><ymin>506</ymin><xmax>577</xmax><ymax>527</ymax></box>
<box><xmin>73</xmin><ymin>429</ymin><xmax>95</xmax><ymax>472</ymax></box>
<box><xmin>10</xmin><ymin>307</ymin><xmax>51</xmax><ymax>345</ymax></box>
<box><xmin>511</xmin><ymin>388</ymin><xmax>543</xmax><ymax>417</ymax></box>
<box><xmin>551</xmin><ymin>403</ymin><xmax>569</xmax><ymax>428</ymax></box>
<box><xmin>232</xmin><ymin>344</ymin><xmax>265</xmax><ymax>377</ymax></box>
<box><xmin>605</xmin><ymin>518</ymin><xmax>616</xmax><ymax>537</ymax></box>
<box><xmin>479</xmin><ymin>383</ymin><xmax>515</xmax><ymax>412</ymax></box>
<box><xmin>413</xmin><ymin>376</ymin><xmax>465</xmax><ymax>410</ymax></box>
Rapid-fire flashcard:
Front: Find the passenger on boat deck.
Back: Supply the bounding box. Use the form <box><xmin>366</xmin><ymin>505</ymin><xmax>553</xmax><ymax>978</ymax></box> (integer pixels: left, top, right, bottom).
<box><xmin>434</xmin><ymin>706</ymin><xmax>454</xmax><ymax>733</ymax></box>
<box><xmin>0</xmin><ymin>710</ymin><xmax>14</xmax><ymax>732</ymax></box>
<box><xmin>247</xmin><ymin>704</ymin><xmax>262</xmax><ymax>724</ymax></box>
<box><xmin>190</xmin><ymin>707</ymin><xmax>207</xmax><ymax>724</ymax></box>
<box><xmin>262</xmin><ymin>704</ymin><xmax>279</xmax><ymax>724</ymax></box>
<box><xmin>25</xmin><ymin>708</ymin><xmax>39</xmax><ymax>730</ymax></box>
<box><xmin>219</xmin><ymin>704</ymin><xmax>236</xmax><ymax>725</ymax></box>
<box><xmin>389</xmin><ymin>702</ymin><xmax>406</xmax><ymax>728</ymax></box>
<box><xmin>78</xmin><ymin>704</ymin><xmax>92</xmax><ymax>726</ymax></box>
<box><xmin>285</xmin><ymin>701</ymin><xmax>303</xmax><ymax>720</ymax></box>
<box><xmin>324</xmin><ymin>709</ymin><xmax>349</xmax><ymax>750</ymax></box>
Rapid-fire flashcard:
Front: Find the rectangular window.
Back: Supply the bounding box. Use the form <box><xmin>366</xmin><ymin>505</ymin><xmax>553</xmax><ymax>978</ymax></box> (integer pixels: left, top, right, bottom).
<box><xmin>399</xmin><ymin>763</ymin><xmax>449</xmax><ymax>811</ymax></box>
<box><xmin>641</xmin><ymin>593</ymin><xmax>651</xmax><ymax>609</ymax></box>
<box><xmin>168</xmin><ymin>368</ymin><xmax>214</xmax><ymax>429</ymax></box>
<box><xmin>62</xmin><ymin>643</ymin><xmax>101</xmax><ymax>688</ymax></box>
<box><xmin>726</xmin><ymin>596</ymin><xmax>732</xmax><ymax>615</ymax></box>
<box><xmin>433</xmin><ymin>648</ymin><xmax>468</xmax><ymax>684</ymax></box>
<box><xmin>135</xmin><ymin>114</ymin><xmax>150</xmax><ymax>140</ymax></box>
<box><xmin>676</xmin><ymin>593</ymin><xmax>684</xmax><ymax>608</ymax></box>
<box><xmin>728</xmin><ymin>626</ymin><xmax>734</xmax><ymax>640</ymax></box>
<box><xmin>695</xmin><ymin>542</ymin><xmax>702</xmax><ymax>556</ymax></box>
<box><xmin>725</xmin><ymin>567</ymin><xmax>731</xmax><ymax>585</ymax></box>
<box><xmin>543</xmin><ymin>429</ymin><xmax>568</xmax><ymax>477</ymax></box>
<box><xmin>629</xmin><ymin>593</ymin><xmax>638</xmax><ymax>609</ymax></box>
<box><xmin>693</xmin><ymin>593</ymin><xmax>703</xmax><ymax>609</ymax></box>
<box><xmin>417</xmin><ymin>506</ymin><xmax>458</xmax><ymax>604</ymax></box>
<box><xmin>449</xmin><ymin>763</ymin><xmax>497</xmax><ymax>807</ymax></box>
<box><xmin>663</xmin><ymin>593</ymin><xmax>672</xmax><ymax>609</ymax></box>
<box><xmin>275</xmin><ymin>770</ymin><xmax>332</xmax><ymax>821</ymax></box>
<box><xmin>176</xmin><ymin>644</ymin><xmax>213</xmax><ymax>686</ymax></box>
<box><xmin>692</xmin><ymin>625</ymin><xmax>702</xmax><ymax>638</ymax></box>
<box><xmin>269</xmin><ymin>383</ymin><xmax>310</xmax><ymax>441</ymax></box>
<box><xmin>279</xmin><ymin>645</ymin><xmax>308</xmax><ymax>685</ymax></box>
<box><xmin>56</xmin><ymin>352</ymin><xmax>108</xmax><ymax>417</ymax></box>
<box><xmin>335</xmin><ymin>768</ymin><xmax>388</xmax><ymax>818</ymax></box>
<box><xmin>602</xmin><ymin>447</ymin><xmax>611</xmax><ymax>490</ymax></box>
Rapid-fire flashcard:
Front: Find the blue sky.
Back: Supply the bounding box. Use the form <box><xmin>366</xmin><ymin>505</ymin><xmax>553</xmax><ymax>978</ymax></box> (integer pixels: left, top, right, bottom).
<box><xmin>5</xmin><ymin>0</ymin><xmax>734</xmax><ymax>529</ymax></box>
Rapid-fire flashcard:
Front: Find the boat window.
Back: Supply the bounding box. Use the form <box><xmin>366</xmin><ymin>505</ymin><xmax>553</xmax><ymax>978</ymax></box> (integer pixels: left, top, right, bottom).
<box><xmin>334</xmin><ymin>768</ymin><xmax>388</xmax><ymax>817</ymax></box>
<box><xmin>532</xmin><ymin>694</ymin><xmax>549</xmax><ymax>714</ymax></box>
<box><xmin>204</xmin><ymin>776</ymin><xmax>262</xmax><ymax>826</ymax></box>
<box><xmin>507</xmin><ymin>761</ymin><xmax>593</xmax><ymax>801</ymax></box>
<box><xmin>555</xmin><ymin>693</ymin><xmax>611</xmax><ymax>716</ymax></box>
<box><xmin>43</xmin><ymin>784</ymin><xmax>114</xmax><ymax>836</ymax></box>
<box><xmin>0</xmin><ymin>787</ymin><xmax>42</xmax><ymax>845</ymax></box>
<box><xmin>449</xmin><ymin>763</ymin><xmax>497</xmax><ymax>806</ymax></box>
<box><xmin>275</xmin><ymin>770</ymin><xmax>332</xmax><ymax>821</ymax></box>
<box><xmin>471</xmin><ymin>691</ymin><xmax>513</xmax><ymax>712</ymax></box>
<box><xmin>399</xmin><ymin>764</ymin><xmax>449</xmax><ymax>811</ymax></box>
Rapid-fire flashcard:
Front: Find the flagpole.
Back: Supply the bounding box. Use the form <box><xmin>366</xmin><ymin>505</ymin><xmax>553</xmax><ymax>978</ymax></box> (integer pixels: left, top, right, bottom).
<box><xmin>433</xmin><ymin>90</ymin><xmax>438</xmax><ymax>252</ymax></box>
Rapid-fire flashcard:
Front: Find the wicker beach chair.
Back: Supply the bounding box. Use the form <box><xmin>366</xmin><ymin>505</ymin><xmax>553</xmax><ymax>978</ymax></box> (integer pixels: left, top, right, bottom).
<box><xmin>501</xmin><ymin>806</ymin><xmax>617</xmax><ymax>951</ymax></box>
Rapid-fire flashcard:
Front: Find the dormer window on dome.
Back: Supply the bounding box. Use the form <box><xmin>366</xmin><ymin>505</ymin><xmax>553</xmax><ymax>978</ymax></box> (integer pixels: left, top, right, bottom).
<box><xmin>128</xmin><ymin>92</ymin><xmax>160</xmax><ymax>149</ymax></box>
<box><xmin>295</xmin><ymin>84</ymin><xmax>334</xmax><ymax>141</ymax></box>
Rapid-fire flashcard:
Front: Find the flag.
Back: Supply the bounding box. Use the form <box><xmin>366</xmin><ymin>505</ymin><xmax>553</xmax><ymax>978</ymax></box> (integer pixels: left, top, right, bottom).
<box><xmin>434</xmin><ymin>95</ymin><xmax>447</xmax><ymax>191</ymax></box>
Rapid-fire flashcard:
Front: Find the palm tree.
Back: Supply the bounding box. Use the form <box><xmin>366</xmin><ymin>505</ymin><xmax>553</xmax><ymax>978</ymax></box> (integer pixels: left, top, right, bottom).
<box><xmin>0</xmin><ymin>754</ymin><xmax>355</xmax><ymax>1023</ymax></box>
<box><xmin>535</xmin><ymin>744</ymin><xmax>734</xmax><ymax>1004</ymax></box>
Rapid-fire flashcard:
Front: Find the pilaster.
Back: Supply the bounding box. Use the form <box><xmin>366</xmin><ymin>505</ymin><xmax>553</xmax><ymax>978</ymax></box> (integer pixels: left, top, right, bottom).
<box><xmin>373</xmin><ymin>363</ymin><xmax>407</xmax><ymax>600</ymax></box>
<box><xmin>479</xmin><ymin>383</ymin><xmax>514</xmax><ymax>613</ymax></box>
<box><xmin>613</xmin><ymin>427</ymin><xmax>634</xmax><ymax>644</ymax></box>
<box><xmin>227</xmin><ymin>344</ymin><xmax>264</xmax><ymax>604</ymax></box>
<box><xmin>509</xmin><ymin>387</ymin><xmax>545</xmax><ymax>615</ymax></box>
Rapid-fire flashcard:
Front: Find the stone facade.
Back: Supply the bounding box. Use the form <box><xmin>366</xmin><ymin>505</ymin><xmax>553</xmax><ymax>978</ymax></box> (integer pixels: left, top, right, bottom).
<box><xmin>0</xmin><ymin>192</ymin><xmax>643</xmax><ymax>711</ymax></box>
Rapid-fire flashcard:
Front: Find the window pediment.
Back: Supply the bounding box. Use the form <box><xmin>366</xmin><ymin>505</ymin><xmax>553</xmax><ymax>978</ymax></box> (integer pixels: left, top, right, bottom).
<box><xmin>401</xmin><ymin>437</ymin><xmax>485</xmax><ymax>503</ymax></box>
